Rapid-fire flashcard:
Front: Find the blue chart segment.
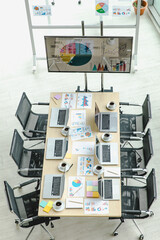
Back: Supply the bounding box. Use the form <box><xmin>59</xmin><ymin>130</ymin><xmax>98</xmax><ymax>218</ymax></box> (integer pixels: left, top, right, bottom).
<box><xmin>60</xmin><ymin>43</ymin><xmax>92</xmax><ymax>66</ymax></box>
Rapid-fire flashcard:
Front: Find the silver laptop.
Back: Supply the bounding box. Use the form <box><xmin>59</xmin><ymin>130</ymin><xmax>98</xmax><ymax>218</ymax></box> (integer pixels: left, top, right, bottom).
<box><xmin>95</xmin><ymin>102</ymin><xmax>117</xmax><ymax>132</ymax></box>
<box><xmin>43</xmin><ymin>174</ymin><xmax>65</xmax><ymax>199</ymax></box>
<box><xmin>95</xmin><ymin>137</ymin><xmax>118</xmax><ymax>165</ymax></box>
<box><xmin>46</xmin><ymin>137</ymin><xmax>68</xmax><ymax>160</ymax></box>
<box><xmin>50</xmin><ymin>108</ymin><xmax>69</xmax><ymax>127</ymax></box>
<box><xmin>98</xmin><ymin>177</ymin><xmax>120</xmax><ymax>200</ymax></box>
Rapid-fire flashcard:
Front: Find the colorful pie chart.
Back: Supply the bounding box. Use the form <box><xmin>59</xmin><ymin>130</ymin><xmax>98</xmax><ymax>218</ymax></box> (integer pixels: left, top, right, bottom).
<box><xmin>72</xmin><ymin>179</ymin><xmax>82</xmax><ymax>187</ymax></box>
<box><xmin>60</xmin><ymin>43</ymin><xmax>92</xmax><ymax>66</ymax></box>
<box><xmin>96</xmin><ymin>2</ymin><xmax>108</xmax><ymax>14</ymax></box>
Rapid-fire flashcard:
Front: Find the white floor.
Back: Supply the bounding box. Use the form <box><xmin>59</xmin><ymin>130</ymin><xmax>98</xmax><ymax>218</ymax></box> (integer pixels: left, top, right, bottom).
<box><xmin>0</xmin><ymin>1</ymin><xmax>160</xmax><ymax>240</ymax></box>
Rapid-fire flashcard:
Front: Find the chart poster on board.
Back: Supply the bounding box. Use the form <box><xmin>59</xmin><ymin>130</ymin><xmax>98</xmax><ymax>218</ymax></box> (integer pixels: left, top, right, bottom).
<box><xmin>32</xmin><ymin>5</ymin><xmax>51</xmax><ymax>16</ymax></box>
<box><xmin>95</xmin><ymin>0</ymin><xmax>109</xmax><ymax>16</ymax></box>
<box><xmin>112</xmin><ymin>6</ymin><xmax>131</xmax><ymax>17</ymax></box>
<box><xmin>45</xmin><ymin>36</ymin><xmax>133</xmax><ymax>73</ymax></box>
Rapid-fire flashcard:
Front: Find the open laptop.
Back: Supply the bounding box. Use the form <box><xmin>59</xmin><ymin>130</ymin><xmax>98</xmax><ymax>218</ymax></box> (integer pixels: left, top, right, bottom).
<box><xmin>50</xmin><ymin>108</ymin><xmax>69</xmax><ymax>127</ymax></box>
<box><xmin>95</xmin><ymin>102</ymin><xmax>118</xmax><ymax>132</ymax></box>
<box><xmin>98</xmin><ymin>177</ymin><xmax>120</xmax><ymax>200</ymax></box>
<box><xmin>46</xmin><ymin>137</ymin><xmax>68</xmax><ymax>160</ymax></box>
<box><xmin>43</xmin><ymin>174</ymin><xmax>65</xmax><ymax>199</ymax></box>
<box><xmin>95</xmin><ymin>136</ymin><xmax>118</xmax><ymax>165</ymax></box>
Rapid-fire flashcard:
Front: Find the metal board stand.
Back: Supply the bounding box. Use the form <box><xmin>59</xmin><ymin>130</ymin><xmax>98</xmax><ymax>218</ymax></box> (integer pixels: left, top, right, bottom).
<box><xmin>24</xmin><ymin>0</ymin><xmax>141</xmax><ymax>73</ymax></box>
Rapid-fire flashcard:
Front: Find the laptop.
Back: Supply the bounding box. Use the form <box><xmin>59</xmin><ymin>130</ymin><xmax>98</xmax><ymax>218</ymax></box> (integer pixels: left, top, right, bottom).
<box><xmin>43</xmin><ymin>174</ymin><xmax>65</xmax><ymax>199</ymax></box>
<box><xmin>95</xmin><ymin>137</ymin><xmax>118</xmax><ymax>165</ymax></box>
<box><xmin>95</xmin><ymin>102</ymin><xmax>118</xmax><ymax>132</ymax></box>
<box><xmin>46</xmin><ymin>137</ymin><xmax>68</xmax><ymax>160</ymax></box>
<box><xmin>50</xmin><ymin>108</ymin><xmax>69</xmax><ymax>127</ymax></box>
<box><xmin>98</xmin><ymin>177</ymin><xmax>120</xmax><ymax>200</ymax></box>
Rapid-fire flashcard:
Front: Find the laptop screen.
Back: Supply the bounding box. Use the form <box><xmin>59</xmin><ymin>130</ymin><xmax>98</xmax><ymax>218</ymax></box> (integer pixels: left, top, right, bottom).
<box><xmin>51</xmin><ymin>176</ymin><xmax>61</xmax><ymax>196</ymax></box>
<box><xmin>57</xmin><ymin>110</ymin><xmax>66</xmax><ymax>125</ymax></box>
<box><xmin>102</xmin><ymin>114</ymin><xmax>110</xmax><ymax>130</ymax></box>
<box><xmin>54</xmin><ymin>140</ymin><xmax>63</xmax><ymax>157</ymax></box>
<box><xmin>102</xmin><ymin>145</ymin><xmax>111</xmax><ymax>162</ymax></box>
<box><xmin>104</xmin><ymin>179</ymin><xmax>113</xmax><ymax>199</ymax></box>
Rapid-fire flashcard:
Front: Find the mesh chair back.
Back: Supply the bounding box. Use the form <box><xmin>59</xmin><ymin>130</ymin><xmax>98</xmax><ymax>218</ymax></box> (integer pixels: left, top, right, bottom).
<box><xmin>4</xmin><ymin>181</ymin><xmax>20</xmax><ymax>219</ymax></box>
<box><xmin>10</xmin><ymin>129</ymin><xmax>23</xmax><ymax>168</ymax></box>
<box><xmin>15</xmin><ymin>92</ymin><xmax>32</xmax><ymax>129</ymax></box>
<box><xmin>142</xmin><ymin>95</ymin><xmax>152</xmax><ymax>130</ymax></box>
<box><xmin>143</xmin><ymin>128</ymin><xmax>153</xmax><ymax>167</ymax></box>
<box><xmin>147</xmin><ymin>168</ymin><xmax>157</xmax><ymax>209</ymax></box>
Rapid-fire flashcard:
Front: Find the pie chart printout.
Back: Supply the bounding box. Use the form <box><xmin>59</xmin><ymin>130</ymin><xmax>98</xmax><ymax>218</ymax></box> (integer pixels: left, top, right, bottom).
<box><xmin>96</xmin><ymin>2</ymin><xmax>108</xmax><ymax>14</ymax></box>
<box><xmin>72</xmin><ymin>179</ymin><xmax>82</xmax><ymax>188</ymax></box>
<box><xmin>60</xmin><ymin>43</ymin><xmax>92</xmax><ymax>66</ymax></box>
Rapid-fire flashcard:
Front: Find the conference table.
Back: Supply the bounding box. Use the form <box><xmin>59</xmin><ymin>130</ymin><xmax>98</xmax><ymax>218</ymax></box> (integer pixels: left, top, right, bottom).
<box><xmin>38</xmin><ymin>92</ymin><xmax>121</xmax><ymax>217</ymax></box>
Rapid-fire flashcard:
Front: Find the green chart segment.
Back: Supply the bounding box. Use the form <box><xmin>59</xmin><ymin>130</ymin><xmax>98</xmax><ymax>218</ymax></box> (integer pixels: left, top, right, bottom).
<box><xmin>96</xmin><ymin>2</ymin><xmax>108</xmax><ymax>14</ymax></box>
<box><xmin>60</xmin><ymin>43</ymin><xmax>92</xmax><ymax>66</ymax></box>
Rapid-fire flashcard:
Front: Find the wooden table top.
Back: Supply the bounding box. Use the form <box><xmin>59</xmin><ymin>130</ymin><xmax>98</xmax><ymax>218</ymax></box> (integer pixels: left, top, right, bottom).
<box><xmin>38</xmin><ymin>92</ymin><xmax>121</xmax><ymax>217</ymax></box>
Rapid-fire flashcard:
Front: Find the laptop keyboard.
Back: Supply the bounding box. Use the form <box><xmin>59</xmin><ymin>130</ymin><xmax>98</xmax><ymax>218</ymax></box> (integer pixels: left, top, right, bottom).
<box><xmin>57</xmin><ymin>110</ymin><xmax>66</xmax><ymax>125</ymax></box>
<box><xmin>104</xmin><ymin>180</ymin><xmax>113</xmax><ymax>199</ymax></box>
<box><xmin>102</xmin><ymin>114</ymin><xmax>110</xmax><ymax>130</ymax></box>
<box><xmin>51</xmin><ymin>176</ymin><xmax>61</xmax><ymax>196</ymax></box>
<box><xmin>102</xmin><ymin>145</ymin><xmax>110</xmax><ymax>162</ymax></box>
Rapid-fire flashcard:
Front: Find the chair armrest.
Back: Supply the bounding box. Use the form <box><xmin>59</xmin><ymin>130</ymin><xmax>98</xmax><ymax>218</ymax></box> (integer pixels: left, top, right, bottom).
<box><xmin>121</xmin><ymin>168</ymin><xmax>147</xmax><ymax>173</ymax></box>
<box><xmin>18</xmin><ymin>168</ymin><xmax>42</xmax><ymax>173</ymax></box>
<box><xmin>19</xmin><ymin>216</ymin><xmax>41</xmax><ymax>226</ymax></box>
<box><xmin>32</xmin><ymin>102</ymin><xmax>49</xmax><ymax>106</ymax></box>
<box><xmin>13</xmin><ymin>179</ymin><xmax>40</xmax><ymax>190</ymax></box>
<box><xmin>123</xmin><ymin>175</ymin><xmax>146</xmax><ymax>180</ymax></box>
<box><xmin>122</xmin><ymin>210</ymin><xmax>141</xmax><ymax>215</ymax></box>
<box><xmin>120</xmin><ymin>102</ymin><xmax>141</xmax><ymax>107</ymax></box>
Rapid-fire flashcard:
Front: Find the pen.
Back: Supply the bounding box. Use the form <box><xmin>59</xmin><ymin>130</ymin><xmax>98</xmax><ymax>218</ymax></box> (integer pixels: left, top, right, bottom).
<box><xmin>68</xmin><ymin>163</ymin><xmax>73</xmax><ymax>171</ymax></box>
<box><xmin>73</xmin><ymin>185</ymin><xmax>83</xmax><ymax>196</ymax></box>
<box><xmin>51</xmin><ymin>97</ymin><xmax>57</xmax><ymax>105</ymax></box>
<box><xmin>68</xmin><ymin>200</ymin><xmax>83</xmax><ymax>204</ymax></box>
<box><xmin>107</xmin><ymin>170</ymin><xmax>119</xmax><ymax>175</ymax></box>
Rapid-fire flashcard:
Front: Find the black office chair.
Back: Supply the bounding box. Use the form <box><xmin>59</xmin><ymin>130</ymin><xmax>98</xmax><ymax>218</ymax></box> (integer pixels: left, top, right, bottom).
<box><xmin>111</xmin><ymin>168</ymin><xmax>157</xmax><ymax>240</ymax></box>
<box><xmin>121</xmin><ymin>128</ymin><xmax>153</xmax><ymax>177</ymax></box>
<box><xmin>10</xmin><ymin>129</ymin><xmax>44</xmax><ymax>178</ymax></box>
<box><xmin>4</xmin><ymin>180</ymin><xmax>60</xmax><ymax>240</ymax></box>
<box><xmin>120</xmin><ymin>95</ymin><xmax>152</xmax><ymax>140</ymax></box>
<box><xmin>16</xmin><ymin>92</ymin><xmax>49</xmax><ymax>138</ymax></box>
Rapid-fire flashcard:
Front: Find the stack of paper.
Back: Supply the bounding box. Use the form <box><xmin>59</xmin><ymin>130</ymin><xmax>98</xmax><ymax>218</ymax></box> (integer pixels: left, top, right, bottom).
<box><xmin>66</xmin><ymin>198</ymin><xmax>83</xmax><ymax>208</ymax></box>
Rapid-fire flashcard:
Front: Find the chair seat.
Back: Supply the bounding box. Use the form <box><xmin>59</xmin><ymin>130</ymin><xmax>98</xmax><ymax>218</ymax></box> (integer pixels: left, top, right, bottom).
<box><xmin>121</xmin><ymin>150</ymin><xmax>137</xmax><ymax>170</ymax></box>
<box><xmin>34</xmin><ymin>114</ymin><xmax>48</xmax><ymax>136</ymax></box>
<box><xmin>120</xmin><ymin>114</ymin><xmax>137</xmax><ymax>134</ymax></box>
<box><xmin>122</xmin><ymin>186</ymin><xmax>140</xmax><ymax>219</ymax></box>
<box><xmin>28</xmin><ymin>149</ymin><xmax>44</xmax><ymax>177</ymax></box>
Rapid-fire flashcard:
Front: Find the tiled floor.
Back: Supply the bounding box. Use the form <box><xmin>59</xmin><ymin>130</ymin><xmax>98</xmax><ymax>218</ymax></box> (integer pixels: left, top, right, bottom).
<box><xmin>0</xmin><ymin>1</ymin><xmax>160</xmax><ymax>239</ymax></box>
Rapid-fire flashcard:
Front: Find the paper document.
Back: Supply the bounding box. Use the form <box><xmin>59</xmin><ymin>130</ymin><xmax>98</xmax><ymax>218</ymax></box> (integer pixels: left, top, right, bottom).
<box><xmin>103</xmin><ymin>167</ymin><xmax>120</xmax><ymax>177</ymax></box>
<box><xmin>33</xmin><ymin>5</ymin><xmax>51</xmax><ymax>16</ymax></box>
<box><xmin>71</xmin><ymin>110</ymin><xmax>86</xmax><ymax>127</ymax></box>
<box><xmin>77</xmin><ymin>156</ymin><xmax>94</xmax><ymax>176</ymax></box>
<box><xmin>84</xmin><ymin>199</ymin><xmax>109</xmax><ymax>214</ymax></box>
<box><xmin>61</xmin><ymin>93</ymin><xmax>76</xmax><ymax>109</ymax></box>
<box><xmin>72</xmin><ymin>142</ymin><xmax>94</xmax><ymax>155</ymax></box>
<box><xmin>70</xmin><ymin>126</ymin><xmax>93</xmax><ymax>141</ymax></box>
<box><xmin>68</xmin><ymin>177</ymin><xmax>85</xmax><ymax>197</ymax></box>
<box><xmin>77</xmin><ymin>93</ymin><xmax>92</xmax><ymax>109</ymax></box>
<box><xmin>66</xmin><ymin>198</ymin><xmax>83</xmax><ymax>208</ymax></box>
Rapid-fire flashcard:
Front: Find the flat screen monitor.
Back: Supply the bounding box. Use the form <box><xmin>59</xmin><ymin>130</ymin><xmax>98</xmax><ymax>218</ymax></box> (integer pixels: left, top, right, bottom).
<box><xmin>44</xmin><ymin>36</ymin><xmax>133</xmax><ymax>73</ymax></box>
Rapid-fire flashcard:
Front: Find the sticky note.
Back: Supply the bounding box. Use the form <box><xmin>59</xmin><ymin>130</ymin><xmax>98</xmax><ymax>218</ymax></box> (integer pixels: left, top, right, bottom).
<box><xmin>87</xmin><ymin>186</ymin><xmax>93</xmax><ymax>191</ymax></box>
<box><xmin>92</xmin><ymin>192</ymin><xmax>99</xmax><ymax>198</ymax></box>
<box><xmin>92</xmin><ymin>186</ymin><xmax>98</xmax><ymax>191</ymax></box>
<box><xmin>43</xmin><ymin>205</ymin><xmax>52</xmax><ymax>213</ymax></box>
<box><xmin>65</xmin><ymin>153</ymin><xmax>72</xmax><ymax>159</ymax></box>
<box><xmin>87</xmin><ymin>191</ymin><xmax>93</xmax><ymax>197</ymax></box>
<box><xmin>54</xmin><ymin>94</ymin><xmax>61</xmax><ymax>100</ymax></box>
<box><xmin>40</xmin><ymin>200</ymin><xmax>47</xmax><ymax>208</ymax></box>
<box><xmin>47</xmin><ymin>201</ymin><xmax>54</xmax><ymax>207</ymax></box>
